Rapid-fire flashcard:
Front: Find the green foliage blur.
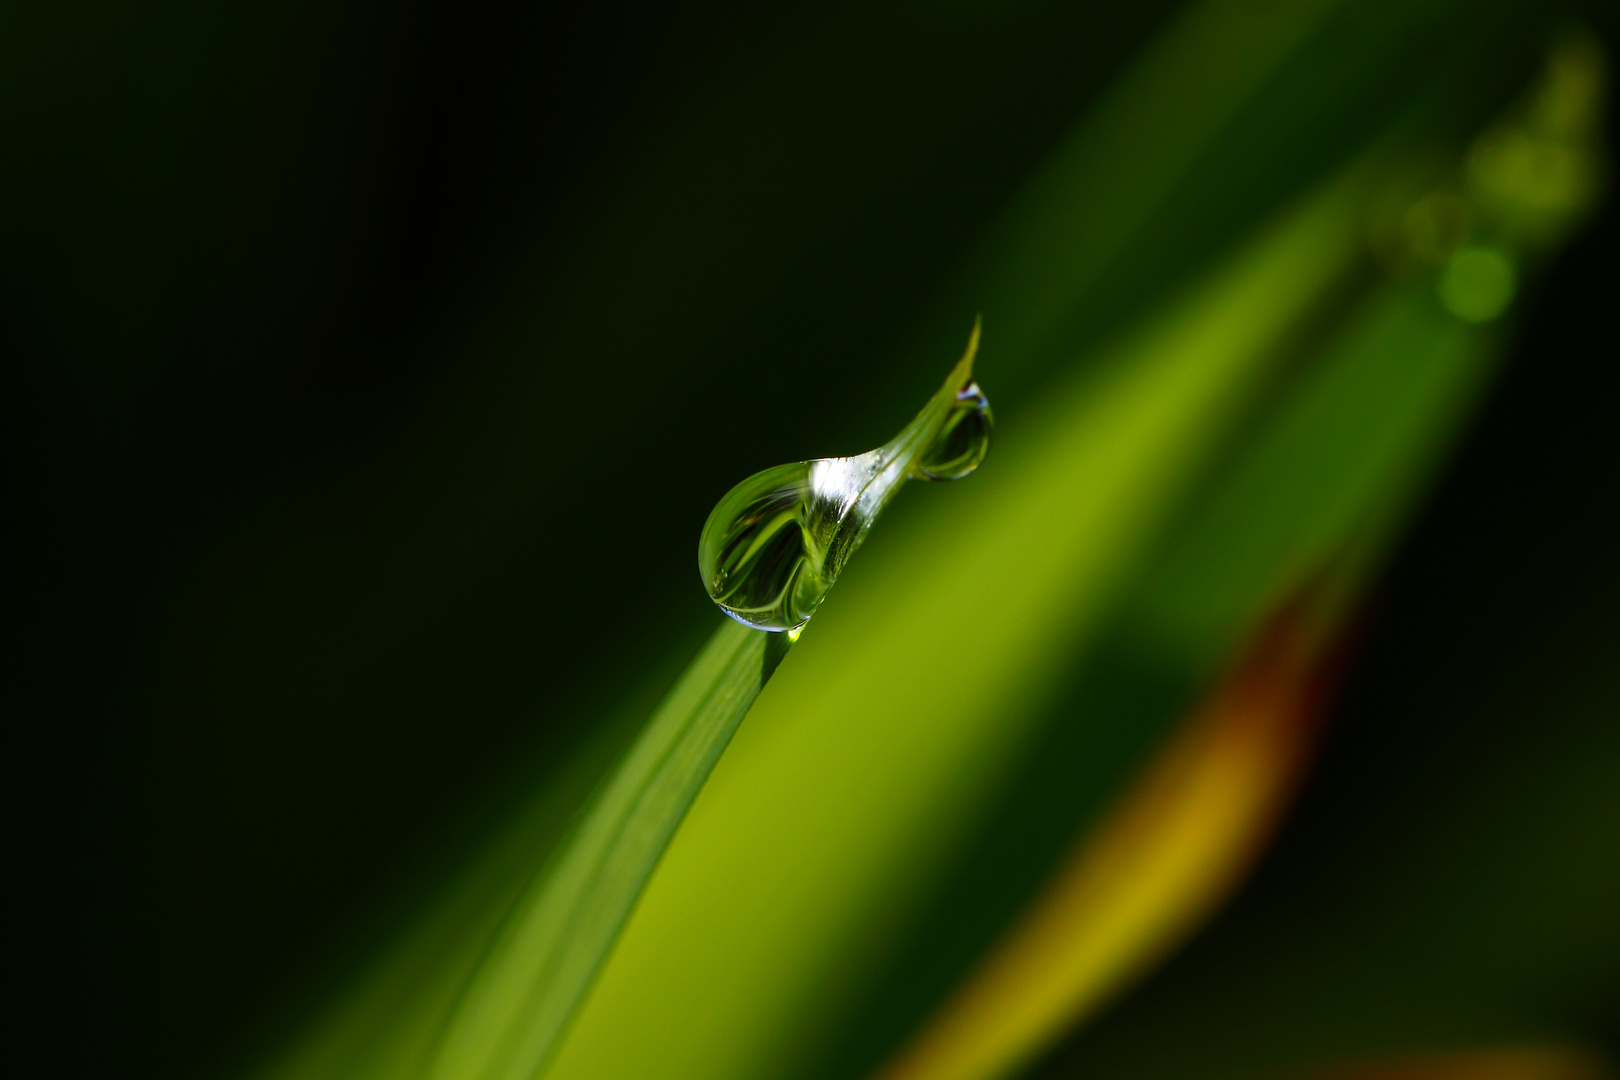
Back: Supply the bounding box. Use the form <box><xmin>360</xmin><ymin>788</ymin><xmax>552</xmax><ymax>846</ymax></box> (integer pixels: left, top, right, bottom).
<box><xmin>6</xmin><ymin>1</ymin><xmax>1615</xmax><ymax>1079</ymax></box>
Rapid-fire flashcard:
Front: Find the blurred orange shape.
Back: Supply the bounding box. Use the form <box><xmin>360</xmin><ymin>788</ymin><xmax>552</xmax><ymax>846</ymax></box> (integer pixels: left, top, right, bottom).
<box><xmin>877</xmin><ymin>590</ymin><xmax>1345</xmax><ymax>1080</ymax></box>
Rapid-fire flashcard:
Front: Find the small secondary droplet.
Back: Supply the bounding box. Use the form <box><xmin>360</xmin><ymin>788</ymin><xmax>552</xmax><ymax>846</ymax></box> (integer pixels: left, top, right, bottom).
<box><xmin>698</xmin><ymin>325</ymin><xmax>992</xmax><ymax>633</ymax></box>
<box><xmin>915</xmin><ymin>381</ymin><xmax>993</xmax><ymax>481</ymax></box>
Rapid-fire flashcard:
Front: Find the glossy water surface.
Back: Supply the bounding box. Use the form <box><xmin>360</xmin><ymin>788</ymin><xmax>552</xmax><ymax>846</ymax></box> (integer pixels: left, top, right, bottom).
<box><xmin>699</xmin><ymin>330</ymin><xmax>992</xmax><ymax>632</ymax></box>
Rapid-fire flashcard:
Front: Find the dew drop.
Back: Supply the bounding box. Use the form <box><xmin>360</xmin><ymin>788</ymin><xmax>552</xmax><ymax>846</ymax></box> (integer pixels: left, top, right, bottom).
<box><xmin>698</xmin><ymin>326</ymin><xmax>992</xmax><ymax>633</ymax></box>
<box><xmin>915</xmin><ymin>381</ymin><xmax>993</xmax><ymax>481</ymax></box>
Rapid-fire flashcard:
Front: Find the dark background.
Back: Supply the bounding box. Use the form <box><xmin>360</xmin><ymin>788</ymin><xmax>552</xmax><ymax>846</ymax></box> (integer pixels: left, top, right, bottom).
<box><xmin>6</xmin><ymin>2</ymin><xmax>1615</xmax><ymax>1078</ymax></box>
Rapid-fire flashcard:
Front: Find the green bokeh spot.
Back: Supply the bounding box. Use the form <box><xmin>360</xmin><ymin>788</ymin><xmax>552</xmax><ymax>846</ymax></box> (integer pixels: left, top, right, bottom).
<box><xmin>1439</xmin><ymin>246</ymin><xmax>1518</xmax><ymax>323</ymax></box>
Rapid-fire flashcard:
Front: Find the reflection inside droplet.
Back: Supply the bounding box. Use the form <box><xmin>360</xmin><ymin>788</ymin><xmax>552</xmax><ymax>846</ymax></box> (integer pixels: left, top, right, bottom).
<box><xmin>698</xmin><ymin>327</ymin><xmax>992</xmax><ymax>633</ymax></box>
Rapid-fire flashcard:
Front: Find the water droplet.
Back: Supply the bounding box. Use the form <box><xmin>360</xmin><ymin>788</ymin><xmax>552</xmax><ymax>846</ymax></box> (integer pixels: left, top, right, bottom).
<box><xmin>914</xmin><ymin>381</ymin><xmax>993</xmax><ymax>481</ymax></box>
<box><xmin>698</xmin><ymin>324</ymin><xmax>992</xmax><ymax>633</ymax></box>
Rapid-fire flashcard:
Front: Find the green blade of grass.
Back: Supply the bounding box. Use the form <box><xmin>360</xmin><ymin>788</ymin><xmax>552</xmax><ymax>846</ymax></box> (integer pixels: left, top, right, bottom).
<box><xmin>421</xmin><ymin>619</ymin><xmax>785</xmax><ymax>1080</ymax></box>
<box><xmin>423</xmin><ymin>346</ymin><xmax>986</xmax><ymax>1080</ymax></box>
